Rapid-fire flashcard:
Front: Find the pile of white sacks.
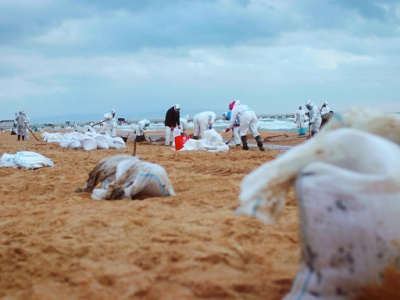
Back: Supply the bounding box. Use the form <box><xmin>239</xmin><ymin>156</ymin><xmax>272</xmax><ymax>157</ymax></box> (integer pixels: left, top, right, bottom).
<box><xmin>41</xmin><ymin>131</ymin><xmax>126</xmax><ymax>151</ymax></box>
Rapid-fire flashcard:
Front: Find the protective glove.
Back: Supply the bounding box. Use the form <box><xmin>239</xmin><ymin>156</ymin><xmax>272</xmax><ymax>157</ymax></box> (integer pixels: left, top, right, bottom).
<box><xmin>208</xmin><ymin>125</ymin><xmax>212</xmax><ymax>129</ymax></box>
<box><xmin>224</xmin><ymin>128</ymin><xmax>230</xmax><ymax>133</ymax></box>
<box><xmin>171</xmin><ymin>126</ymin><xmax>175</xmax><ymax>130</ymax></box>
<box><xmin>309</xmin><ymin>122</ymin><xmax>313</xmax><ymax>126</ymax></box>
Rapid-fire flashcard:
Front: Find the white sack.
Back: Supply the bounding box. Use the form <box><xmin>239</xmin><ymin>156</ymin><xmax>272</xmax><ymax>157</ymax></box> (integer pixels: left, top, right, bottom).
<box><xmin>103</xmin><ymin>135</ymin><xmax>126</xmax><ymax>149</ymax></box>
<box><xmin>283</xmin><ymin>161</ymin><xmax>400</xmax><ymax>300</ymax></box>
<box><xmin>180</xmin><ymin>129</ymin><xmax>229</xmax><ymax>152</ymax></box>
<box><xmin>181</xmin><ymin>139</ymin><xmax>206</xmax><ymax>151</ymax></box>
<box><xmin>68</xmin><ymin>140</ymin><xmax>82</xmax><ymax>149</ymax></box>
<box><xmin>95</xmin><ymin>135</ymin><xmax>109</xmax><ymax>149</ymax></box>
<box><xmin>236</xmin><ymin>128</ymin><xmax>400</xmax><ymax>223</ymax></box>
<box><xmin>111</xmin><ymin>137</ymin><xmax>126</xmax><ymax>150</ymax></box>
<box><xmin>41</xmin><ymin>131</ymin><xmax>125</xmax><ymax>151</ymax></box>
<box><xmin>92</xmin><ymin>158</ymin><xmax>175</xmax><ymax>200</ymax></box>
<box><xmin>81</xmin><ymin>137</ymin><xmax>97</xmax><ymax>151</ymax></box>
<box><xmin>0</xmin><ymin>151</ymin><xmax>54</xmax><ymax>169</ymax></box>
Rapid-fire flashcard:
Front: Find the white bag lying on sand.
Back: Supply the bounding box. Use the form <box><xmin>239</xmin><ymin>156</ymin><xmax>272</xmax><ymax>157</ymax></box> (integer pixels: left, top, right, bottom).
<box><xmin>180</xmin><ymin>129</ymin><xmax>229</xmax><ymax>152</ymax></box>
<box><xmin>0</xmin><ymin>151</ymin><xmax>54</xmax><ymax>169</ymax></box>
<box><xmin>68</xmin><ymin>140</ymin><xmax>81</xmax><ymax>149</ymax></box>
<box><xmin>41</xmin><ymin>131</ymin><xmax>126</xmax><ymax>151</ymax></box>
<box><xmin>95</xmin><ymin>135</ymin><xmax>109</xmax><ymax>149</ymax></box>
<box><xmin>75</xmin><ymin>154</ymin><xmax>175</xmax><ymax>200</ymax></box>
<box><xmin>283</xmin><ymin>162</ymin><xmax>400</xmax><ymax>300</ymax></box>
<box><xmin>81</xmin><ymin>137</ymin><xmax>97</xmax><ymax>151</ymax></box>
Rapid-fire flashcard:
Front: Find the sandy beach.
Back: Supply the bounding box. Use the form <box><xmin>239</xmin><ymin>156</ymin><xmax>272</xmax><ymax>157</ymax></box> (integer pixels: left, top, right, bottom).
<box><xmin>0</xmin><ymin>129</ymin><xmax>307</xmax><ymax>299</ymax></box>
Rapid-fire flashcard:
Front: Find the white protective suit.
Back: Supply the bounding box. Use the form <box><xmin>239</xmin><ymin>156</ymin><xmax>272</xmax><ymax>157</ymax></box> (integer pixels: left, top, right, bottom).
<box><xmin>227</xmin><ymin>101</ymin><xmax>260</xmax><ymax>138</ymax></box>
<box><xmin>135</xmin><ymin>119</ymin><xmax>150</xmax><ymax>141</ymax></box>
<box><xmin>320</xmin><ymin>102</ymin><xmax>330</xmax><ymax>117</ymax></box>
<box><xmin>16</xmin><ymin>111</ymin><xmax>27</xmax><ymax>140</ymax></box>
<box><xmin>294</xmin><ymin>107</ymin><xmax>306</xmax><ymax>128</ymax></box>
<box><xmin>24</xmin><ymin>116</ymin><xmax>30</xmax><ymax>141</ymax></box>
<box><xmin>180</xmin><ymin>116</ymin><xmax>189</xmax><ymax>134</ymax></box>
<box><xmin>193</xmin><ymin>111</ymin><xmax>216</xmax><ymax>139</ymax></box>
<box><xmin>164</xmin><ymin>104</ymin><xmax>181</xmax><ymax>146</ymax></box>
<box><xmin>100</xmin><ymin>110</ymin><xmax>117</xmax><ymax>137</ymax></box>
<box><xmin>223</xmin><ymin>111</ymin><xmax>241</xmax><ymax>146</ymax></box>
<box><xmin>306</xmin><ymin>100</ymin><xmax>322</xmax><ymax>135</ymax></box>
<box><xmin>225</xmin><ymin>100</ymin><xmax>264</xmax><ymax>151</ymax></box>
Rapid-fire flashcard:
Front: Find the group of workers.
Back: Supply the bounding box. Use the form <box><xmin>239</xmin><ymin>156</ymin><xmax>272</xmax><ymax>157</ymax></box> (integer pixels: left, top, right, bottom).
<box><xmin>162</xmin><ymin>101</ymin><xmax>265</xmax><ymax>151</ymax></box>
<box><xmin>294</xmin><ymin>101</ymin><xmax>333</xmax><ymax>137</ymax></box>
<box><xmin>14</xmin><ymin>99</ymin><xmax>331</xmax><ymax>149</ymax></box>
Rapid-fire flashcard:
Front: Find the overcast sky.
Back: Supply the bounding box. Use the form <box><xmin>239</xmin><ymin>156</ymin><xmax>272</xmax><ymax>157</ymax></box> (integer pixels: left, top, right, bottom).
<box><xmin>1</xmin><ymin>0</ymin><xmax>399</xmax><ymax>121</ymax></box>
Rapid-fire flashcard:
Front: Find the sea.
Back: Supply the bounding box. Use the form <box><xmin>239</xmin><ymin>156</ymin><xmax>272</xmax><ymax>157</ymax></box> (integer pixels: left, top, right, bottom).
<box><xmin>139</xmin><ymin>117</ymin><xmax>299</xmax><ymax>133</ymax></box>
<box><xmin>31</xmin><ymin>116</ymin><xmax>299</xmax><ymax>133</ymax></box>
<box><xmin>18</xmin><ymin>109</ymin><xmax>300</xmax><ymax>133</ymax></box>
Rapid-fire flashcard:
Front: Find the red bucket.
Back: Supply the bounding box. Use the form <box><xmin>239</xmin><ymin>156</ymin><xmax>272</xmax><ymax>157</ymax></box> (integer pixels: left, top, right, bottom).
<box><xmin>175</xmin><ymin>134</ymin><xmax>189</xmax><ymax>151</ymax></box>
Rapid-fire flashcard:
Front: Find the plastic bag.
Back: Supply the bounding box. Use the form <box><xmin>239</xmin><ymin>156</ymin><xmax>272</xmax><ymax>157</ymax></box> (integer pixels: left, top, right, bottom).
<box><xmin>180</xmin><ymin>129</ymin><xmax>229</xmax><ymax>152</ymax></box>
<box><xmin>95</xmin><ymin>135</ymin><xmax>109</xmax><ymax>149</ymax></box>
<box><xmin>283</xmin><ymin>161</ymin><xmax>400</xmax><ymax>300</ymax></box>
<box><xmin>81</xmin><ymin>137</ymin><xmax>97</xmax><ymax>151</ymax></box>
<box><xmin>0</xmin><ymin>151</ymin><xmax>54</xmax><ymax>169</ymax></box>
<box><xmin>91</xmin><ymin>156</ymin><xmax>175</xmax><ymax>200</ymax></box>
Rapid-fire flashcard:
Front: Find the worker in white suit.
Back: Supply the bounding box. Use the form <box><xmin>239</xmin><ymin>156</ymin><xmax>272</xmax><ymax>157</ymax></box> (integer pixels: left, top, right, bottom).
<box><xmin>179</xmin><ymin>115</ymin><xmax>189</xmax><ymax>134</ymax></box>
<box><xmin>16</xmin><ymin>110</ymin><xmax>28</xmax><ymax>141</ymax></box>
<box><xmin>100</xmin><ymin>108</ymin><xmax>117</xmax><ymax>137</ymax></box>
<box><xmin>305</xmin><ymin>100</ymin><xmax>322</xmax><ymax>136</ymax></box>
<box><xmin>222</xmin><ymin>111</ymin><xmax>241</xmax><ymax>146</ymax></box>
<box><xmin>294</xmin><ymin>105</ymin><xmax>307</xmax><ymax>136</ymax></box>
<box><xmin>23</xmin><ymin>114</ymin><xmax>30</xmax><ymax>141</ymax></box>
<box><xmin>192</xmin><ymin>111</ymin><xmax>216</xmax><ymax>139</ymax></box>
<box><xmin>224</xmin><ymin>100</ymin><xmax>264</xmax><ymax>151</ymax></box>
<box><xmin>164</xmin><ymin>104</ymin><xmax>181</xmax><ymax>146</ymax></box>
<box><xmin>135</xmin><ymin>119</ymin><xmax>151</xmax><ymax>142</ymax></box>
<box><xmin>320</xmin><ymin>102</ymin><xmax>330</xmax><ymax>117</ymax></box>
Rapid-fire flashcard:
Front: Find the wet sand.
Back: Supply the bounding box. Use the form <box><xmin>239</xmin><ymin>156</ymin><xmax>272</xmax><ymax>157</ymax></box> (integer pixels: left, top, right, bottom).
<box><xmin>0</xmin><ymin>129</ymin><xmax>307</xmax><ymax>299</ymax></box>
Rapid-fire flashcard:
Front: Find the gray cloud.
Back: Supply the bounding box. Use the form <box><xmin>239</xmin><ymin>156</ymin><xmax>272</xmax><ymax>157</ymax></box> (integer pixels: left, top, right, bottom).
<box><xmin>0</xmin><ymin>0</ymin><xmax>399</xmax><ymax>121</ymax></box>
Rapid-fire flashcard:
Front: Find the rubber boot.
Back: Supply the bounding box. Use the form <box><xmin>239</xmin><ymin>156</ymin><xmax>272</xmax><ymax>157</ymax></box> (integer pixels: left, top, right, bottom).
<box><xmin>192</xmin><ymin>136</ymin><xmax>198</xmax><ymax>140</ymax></box>
<box><xmin>22</xmin><ymin>135</ymin><xmax>25</xmax><ymax>141</ymax></box>
<box><xmin>241</xmin><ymin>136</ymin><xmax>249</xmax><ymax>150</ymax></box>
<box><xmin>17</xmin><ymin>135</ymin><xmax>20</xmax><ymax>141</ymax></box>
<box><xmin>255</xmin><ymin>135</ymin><xmax>265</xmax><ymax>151</ymax></box>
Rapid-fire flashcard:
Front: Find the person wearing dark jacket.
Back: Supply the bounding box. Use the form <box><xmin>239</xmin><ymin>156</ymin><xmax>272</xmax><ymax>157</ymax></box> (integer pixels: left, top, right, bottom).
<box><xmin>164</xmin><ymin>104</ymin><xmax>181</xmax><ymax>146</ymax></box>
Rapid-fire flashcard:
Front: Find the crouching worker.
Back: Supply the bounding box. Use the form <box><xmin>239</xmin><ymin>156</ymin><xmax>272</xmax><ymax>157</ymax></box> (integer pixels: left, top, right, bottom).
<box><xmin>75</xmin><ymin>155</ymin><xmax>175</xmax><ymax>200</ymax></box>
<box><xmin>223</xmin><ymin>100</ymin><xmax>265</xmax><ymax>151</ymax></box>
<box><xmin>135</xmin><ymin>119</ymin><xmax>150</xmax><ymax>142</ymax></box>
<box><xmin>192</xmin><ymin>111</ymin><xmax>216</xmax><ymax>140</ymax></box>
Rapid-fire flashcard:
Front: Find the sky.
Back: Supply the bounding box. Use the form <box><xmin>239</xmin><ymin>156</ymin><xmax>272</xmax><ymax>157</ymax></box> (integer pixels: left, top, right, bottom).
<box><xmin>0</xmin><ymin>0</ymin><xmax>399</xmax><ymax>122</ymax></box>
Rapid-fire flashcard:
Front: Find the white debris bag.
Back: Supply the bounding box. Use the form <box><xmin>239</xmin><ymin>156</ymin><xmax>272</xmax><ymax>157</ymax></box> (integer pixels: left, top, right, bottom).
<box><xmin>0</xmin><ymin>151</ymin><xmax>54</xmax><ymax>169</ymax></box>
<box><xmin>41</xmin><ymin>131</ymin><xmax>126</xmax><ymax>151</ymax></box>
<box><xmin>283</xmin><ymin>162</ymin><xmax>400</xmax><ymax>300</ymax></box>
<box><xmin>92</xmin><ymin>157</ymin><xmax>175</xmax><ymax>200</ymax></box>
<box><xmin>180</xmin><ymin>129</ymin><xmax>229</xmax><ymax>152</ymax></box>
<box><xmin>234</xmin><ymin>127</ymin><xmax>400</xmax><ymax>299</ymax></box>
<box><xmin>95</xmin><ymin>135</ymin><xmax>109</xmax><ymax>149</ymax></box>
<box><xmin>236</xmin><ymin>128</ymin><xmax>400</xmax><ymax>224</ymax></box>
<box><xmin>81</xmin><ymin>137</ymin><xmax>97</xmax><ymax>151</ymax></box>
<box><xmin>68</xmin><ymin>140</ymin><xmax>82</xmax><ymax>149</ymax></box>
